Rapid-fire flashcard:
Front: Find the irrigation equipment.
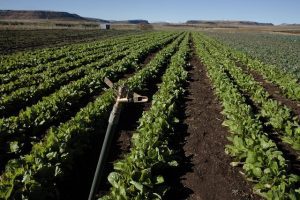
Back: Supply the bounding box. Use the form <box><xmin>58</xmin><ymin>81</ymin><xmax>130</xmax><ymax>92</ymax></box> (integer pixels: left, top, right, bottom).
<box><xmin>88</xmin><ymin>77</ymin><xmax>148</xmax><ymax>200</ymax></box>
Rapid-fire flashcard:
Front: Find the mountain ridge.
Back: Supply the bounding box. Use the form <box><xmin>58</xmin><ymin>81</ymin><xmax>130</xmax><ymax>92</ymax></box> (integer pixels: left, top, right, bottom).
<box><xmin>0</xmin><ymin>10</ymin><xmax>87</xmax><ymax>21</ymax></box>
<box><xmin>0</xmin><ymin>10</ymin><xmax>149</xmax><ymax>24</ymax></box>
<box><xmin>2</xmin><ymin>10</ymin><xmax>297</xmax><ymax>26</ymax></box>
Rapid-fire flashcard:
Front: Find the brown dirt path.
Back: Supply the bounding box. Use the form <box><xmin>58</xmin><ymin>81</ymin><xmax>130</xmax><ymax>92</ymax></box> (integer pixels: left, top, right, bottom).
<box><xmin>167</xmin><ymin>45</ymin><xmax>261</xmax><ymax>200</ymax></box>
<box><xmin>237</xmin><ymin>62</ymin><xmax>300</xmax><ymax>117</ymax></box>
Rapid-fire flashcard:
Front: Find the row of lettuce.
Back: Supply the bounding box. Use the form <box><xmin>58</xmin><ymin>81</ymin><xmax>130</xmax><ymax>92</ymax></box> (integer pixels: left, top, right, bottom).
<box><xmin>101</xmin><ymin>33</ymin><xmax>189</xmax><ymax>200</ymax></box>
<box><xmin>206</xmin><ymin>34</ymin><xmax>300</xmax><ymax>102</ymax></box>
<box><xmin>100</xmin><ymin>32</ymin><xmax>300</xmax><ymax>199</ymax></box>
<box><xmin>0</xmin><ymin>32</ymin><xmax>180</xmax><ymax>175</ymax></box>
<box><xmin>201</xmin><ymin>35</ymin><xmax>300</xmax><ymax>151</ymax></box>
<box><xmin>206</xmin><ymin>32</ymin><xmax>300</xmax><ymax>78</ymax></box>
<box><xmin>0</xmin><ymin>33</ymin><xmax>152</xmax><ymax>85</ymax></box>
<box><xmin>0</xmin><ymin>31</ymin><xmax>146</xmax><ymax>74</ymax></box>
<box><xmin>0</xmin><ymin>33</ymin><xmax>175</xmax><ymax>118</ymax></box>
<box><xmin>0</xmin><ymin>37</ymin><xmax>145</xmax><ymax>95</ymax></box>
<box><xmin>192</xmin><ymin>33</ymin><xmax>300</xmax><ymax>199</ymax></box>
<box><xmin>0</xmin><ymin>33</ymin><xmax>185</xmax><ymax>199</ymax></box>
<box><xmin>1</xmin><ymin>30</ymin><xmax>299</xmax><ymax>199</ymax></box>
<box><xmin>97</xmin><ymin>32</ymin><xmax>300</xmax><ymax>200</ymax></box>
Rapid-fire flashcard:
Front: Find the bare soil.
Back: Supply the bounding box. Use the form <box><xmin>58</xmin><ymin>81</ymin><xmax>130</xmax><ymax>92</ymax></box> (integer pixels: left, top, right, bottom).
<box><xmin>166</xmin><ymin>46</ymin><xmax>261</xmax><ymax>200</ymax></box>
<box><xmin>242</xmin><ymin>65</ymin><xmax>300</xmax><ymax>117</ymax></box>
<box><xmin>234</xmin><ymin>64</ymin><xmax>300</xmax><ymax>175</ymax></box>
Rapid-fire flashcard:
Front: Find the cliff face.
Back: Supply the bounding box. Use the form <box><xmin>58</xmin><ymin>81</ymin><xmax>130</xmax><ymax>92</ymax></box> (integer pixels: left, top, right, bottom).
<box><xmin>0</xmin><ymin>10</ymin><xmax>86</xmax><ymax>21</ymax></box>
<box><xmin>0</xmin><ymin>10</ymin><xmax>149</xmax><ymax>24</ymax></box>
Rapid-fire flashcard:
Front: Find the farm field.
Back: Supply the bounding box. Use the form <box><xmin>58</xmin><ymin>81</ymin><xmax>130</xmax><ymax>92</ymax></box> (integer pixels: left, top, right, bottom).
<box><xmin>0</xmin><ymin>29</ymin><xmax>142</xmax><ymax>54</ymax></box>
<box><xmin>0</xmin><ymin>30</ymin><xmax>299</xmax><ymax>200</ymax></box>
<box><xmin>205</xmin><ymin>31</ymin><xmax>300</xmax><ymax>78</ymax></box>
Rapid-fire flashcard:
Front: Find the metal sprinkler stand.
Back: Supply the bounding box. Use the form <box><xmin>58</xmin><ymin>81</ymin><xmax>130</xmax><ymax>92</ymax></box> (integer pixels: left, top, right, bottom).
<box><xmin>88</xmin><ymin>77</ymin><xmax>148</xmax><ymax>200</ymax></box>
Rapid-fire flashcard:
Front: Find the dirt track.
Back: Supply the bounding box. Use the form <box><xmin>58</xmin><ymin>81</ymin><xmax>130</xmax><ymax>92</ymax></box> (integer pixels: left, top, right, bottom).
<box><xmin>166</xmin><ymin>44</ymin><xmax>261</xmax><ymax>200</ymax></box>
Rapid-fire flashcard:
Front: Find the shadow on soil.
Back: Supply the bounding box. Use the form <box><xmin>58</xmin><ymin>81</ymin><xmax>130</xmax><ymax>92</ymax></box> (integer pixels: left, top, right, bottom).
<box><xmin>164</xmin><ymin>64</ymin><xmax>194</xmax><ymax>200</ymax></box>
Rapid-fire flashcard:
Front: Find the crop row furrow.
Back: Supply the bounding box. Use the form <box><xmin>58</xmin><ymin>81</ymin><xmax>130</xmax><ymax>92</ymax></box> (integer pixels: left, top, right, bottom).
<box><xmin>192</xmin><ymin>33</ymin><xmax>300</xmax><ymax>200</ymax></box>
<box><xmin>0</xmin><ymin>48</ymin><xmax>124</xmax><ymax>95</ymax></box>
<box><xmin>205</xmin><ymin>32</ymin><xmax>300</xmax><ymax>79</ymax></box>
<box><xmin>206</xmin><ymin>35</ymin><xmax>300</xmax><ymax>102</ymax></box>
<box><xmin>0</xmin><ymin>32</ymin><xmax>161</xmax><ymax>84</ymax></box>
<box><xmin>0</xmin><ymin>42</ymin><xmax>127</xmax><ymax>85</ymax></box>
<box><xmin>101</xmin><ymin>33</ymin><xmax>189</xmax><ymax>200</ymax></box>
<box><xmin>0</xmin><ymin>33</ymin><xmax>181</xmax><ymax>169</ymax></box>
<box><xmin>0</xmin><ymin>32</ymin><xmax>148</xmax><ymax>74</ymax></box>
<box><xmin>0</xmin><ymin>33</ymin><xmax>162</xmax><ymax>97</ymax></box>
<box><xmin>0</xmin><ymin>32</ymin><xmax>185</xmax><ymax>200</ymax></box>
<box><xmin>201</xmin><ymin>35</ymin><xmax>300</xmax><ymax>151</ymax></box>
<box><xmin>0</xmin><ymin>33</ymin><xmax>176</xmax><ymax>118</ymax></box>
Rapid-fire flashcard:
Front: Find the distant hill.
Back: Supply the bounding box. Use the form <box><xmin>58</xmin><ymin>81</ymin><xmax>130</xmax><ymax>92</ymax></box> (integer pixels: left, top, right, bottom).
<box><xmin>110</xmin><ymin>20</ymin><xmax>149</xmax><ymax>24</ymax></box>
<box><xmin>151</xmin><ymin>22</ymin><xmax>171</xmax><ymax>25</ymax></box>
<box><xmin>84</xmin><ymin>17</ymin><xmax>110</xmax><ymax>24</ymax></box>
<box><xmin>279</xmin><ymin>23</ymin><xmax>300</xmax><ymax>26</ymax></box>
<box><xmin>0</xmin><ymin>10</ymin><xmax>88</xmax><ymax>21</ymax></box>
<box><xmin>0</xmin><ymin>10</ymin><xmax>149</xmax><ymax>25</ymax></box>
<box><xmin>2</xmin><ymin>10</ymin><xmax>279</xmax><ymax>27</ymax></box>
<box><xmin>186</xmin><ymin>20</ymin><xmax>274</xmax><ymax>26</ymax></box>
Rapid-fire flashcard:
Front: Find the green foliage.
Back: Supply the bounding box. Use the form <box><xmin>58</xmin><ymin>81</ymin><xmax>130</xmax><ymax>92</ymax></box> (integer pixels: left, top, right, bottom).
<box><xmin>0</xmin><ymin>32</ymin><xmax>185</xmax><ymax>199</ymax></box>
<box><xmin>192</xmin><ymin>32</ymin><xmax>300</xmax><ymax>200</ymax></box>
<box><xmin>0</xmin><ymin>32</ymin><xmax>174</xmax><ymax>117</ymax></box>
<box><xmin>199</xmin><ymin>33</ymin><xmax>300</xmax><ymax>151</ymax></box>
<box><xmin>101</xmin><ymin>34</ymin><xmax>189</xmax><ymax>199</ymax></box>
<box><xmin>0</xmin><ymin>32</ymin><xmax>178</xmax><ymax>163</ymax></box>
<box><xmin>206</xmin><ymin>32</ymin><xmax>300</xmax><ymax>78</ymax></box>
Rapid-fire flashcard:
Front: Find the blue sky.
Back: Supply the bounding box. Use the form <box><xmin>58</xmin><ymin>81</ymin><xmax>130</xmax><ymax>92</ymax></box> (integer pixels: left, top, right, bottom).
<box><xmin>1</xmin><ymin>0</ymin><xmax>299</xmax><ymax>24</ymax></box>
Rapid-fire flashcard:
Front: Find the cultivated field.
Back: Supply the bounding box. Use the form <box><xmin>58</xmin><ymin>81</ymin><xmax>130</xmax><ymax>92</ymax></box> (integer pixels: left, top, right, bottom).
<box><xmin>0</xmin><ymin>30</ymin><xmax>299</xmax><ymax>200</ymax></box>
<box><xmin>205</xmin><ymin>31</ymin><xmax>300</xmax><ymax>77</ymax></box>
<box><xmin>0</xmin><ymin>29</ymin><xmax>142</xmax><ymax>54</ymax></box>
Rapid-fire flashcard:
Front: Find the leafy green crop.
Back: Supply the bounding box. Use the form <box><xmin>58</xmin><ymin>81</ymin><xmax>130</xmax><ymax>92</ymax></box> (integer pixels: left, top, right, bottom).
<box><xmin>0</xmin><ymin>33</ymin><xmax>170</xmax><ymax>117</ymax></box>
<box><xmin>0</xmin><ymin>32</ymin><xmax>148</xmax><ymax>74</ymax></box>
<box><xmin>205</xmin><ymin>34</ymin><xmax>300</xmax><ymax>103</ymax></box>
<box><xmin>101</xmin><ymin>33</ymin><xmax>189</xmax><ymax>200</ymax></box>
<box><xmin>206</xmin><ymin>32</ymin><xmax>300</xmax><ymax>78</ymax></box>
<box><xmin>0</xmin><ymin>32</ymin><xmax>185</xmax><ymax>199</ymax></box>
<box><xmin>201</xmin><ymin>34</ymin><xmax>300</xmax><ymax>151</ymax></box>
<box><xmin>192</xmin><ymin>32</ymin><xmax>300</xmax><ymax>200</ymax></box>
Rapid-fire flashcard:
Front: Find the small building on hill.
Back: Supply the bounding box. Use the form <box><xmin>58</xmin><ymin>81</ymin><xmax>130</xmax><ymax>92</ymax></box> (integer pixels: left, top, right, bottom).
<box><xmin>100</xmin><ymin>23</ymin><xmax>110</xmax><ymax>29</ymax></box>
